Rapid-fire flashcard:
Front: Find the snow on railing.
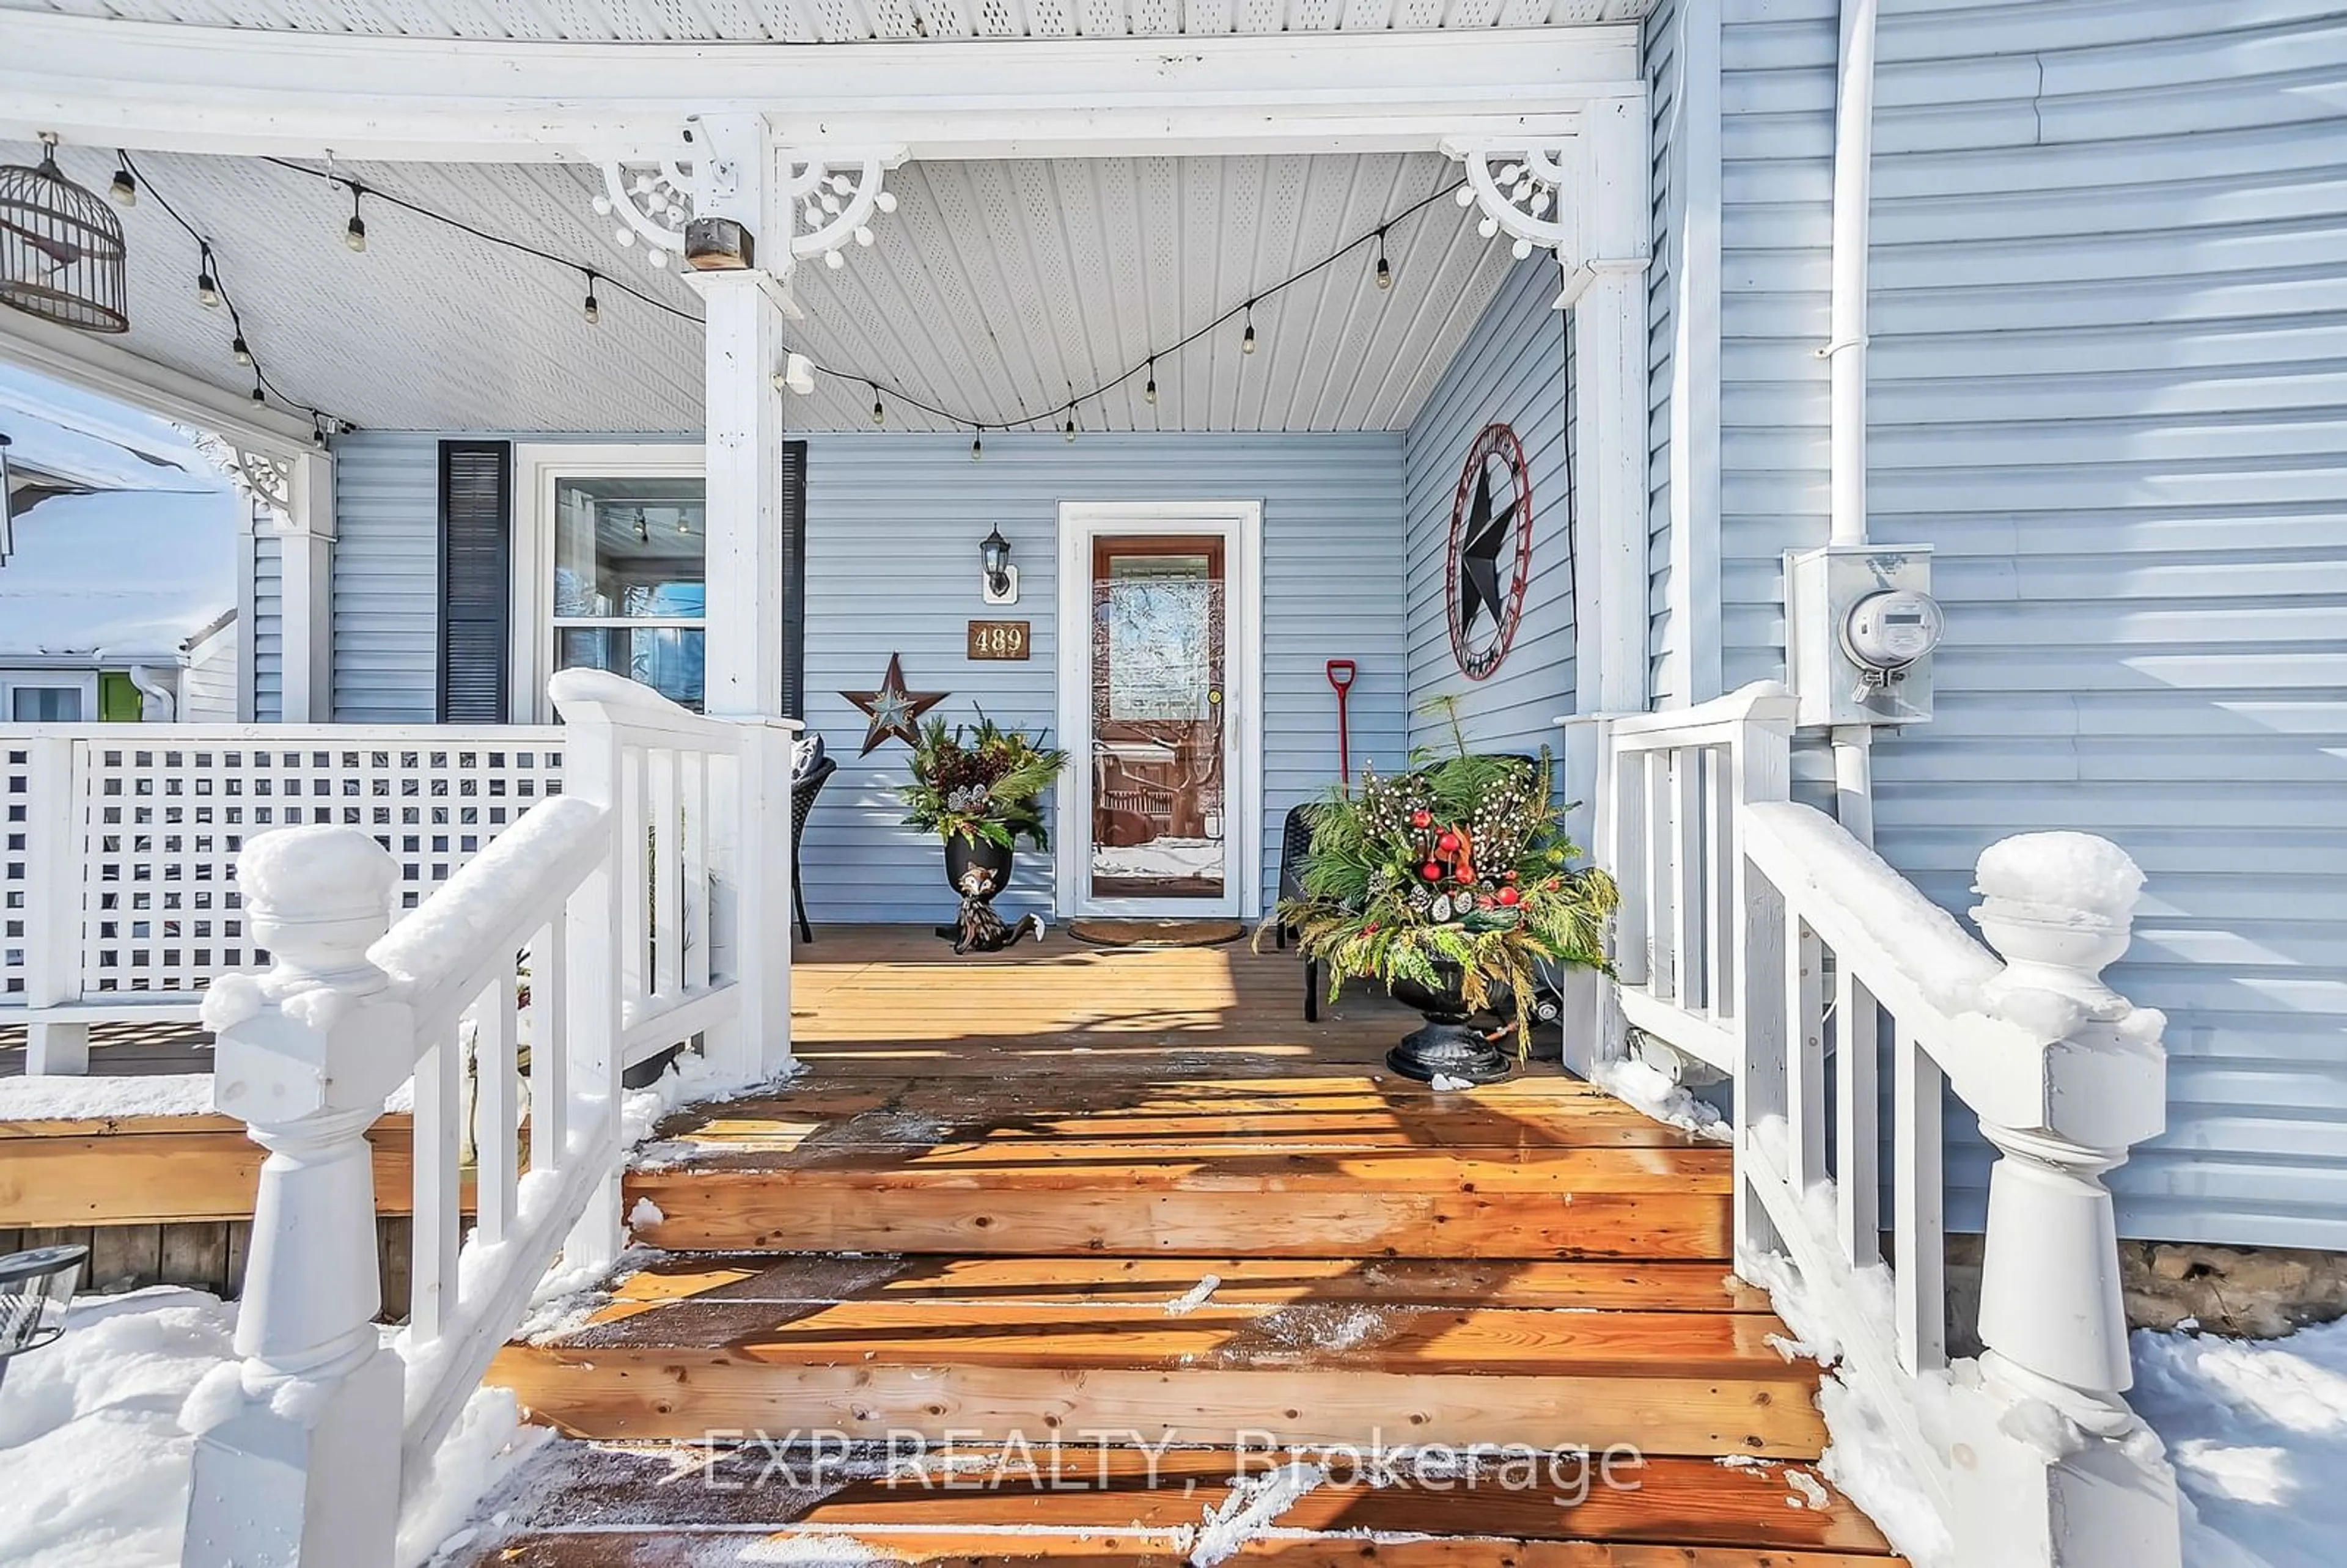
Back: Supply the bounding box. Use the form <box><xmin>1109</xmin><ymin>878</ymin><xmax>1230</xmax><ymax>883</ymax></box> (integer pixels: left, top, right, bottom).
<box><xmin>0</xmin><ymin>723</ymin><xmax>565</xmax><ymax>1072</ymax></box>
<box><xmin>1578</xmin><ymin>687</ymin><xmax>2183</xmax><ymax>1568</ymax></box>
<box><xmin>177</xmin><ymin>673</ymin><xmax>797</xmax><ymax>1568</ymax></box>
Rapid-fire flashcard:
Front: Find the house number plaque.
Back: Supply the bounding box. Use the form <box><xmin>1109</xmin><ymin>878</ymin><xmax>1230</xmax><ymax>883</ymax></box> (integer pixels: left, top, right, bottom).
<box><xmin>967</xmin><ymin>620</ymin><xmax>1031</xmax><ymax>661</ymax></box>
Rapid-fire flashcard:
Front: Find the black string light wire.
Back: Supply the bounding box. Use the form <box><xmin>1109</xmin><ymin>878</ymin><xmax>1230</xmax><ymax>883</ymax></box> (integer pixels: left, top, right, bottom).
<box><xmin>117</xmin><ymin>151</ymin><xmax>340</xmax><ymax>439</ymax></box>
<box><xmin>140</xmin><ymin>149</ymin><xmax>1473</xmax><ymax>441</ymax></box>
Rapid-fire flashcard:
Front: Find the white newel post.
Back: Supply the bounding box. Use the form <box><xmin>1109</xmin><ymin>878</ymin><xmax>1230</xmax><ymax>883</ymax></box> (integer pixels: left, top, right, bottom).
<box><xmin>23</xmin><ymin>734</ymin><xmax>87</xmax><ymax>1074</ymax></box>
<box><xmin>694</xmin><ymin>111</ymin><xmax>798</xmax><ymax>1080</ymax></box>
<box><xmin>1950</xmin><ymin>832</ymin><xmax>2182</xmax><ymax>1567</ymax></box>
<box><xmin>184</xmin><ymin>827</ymin><xmax>413</xmax><ymax>1568</ymax></box>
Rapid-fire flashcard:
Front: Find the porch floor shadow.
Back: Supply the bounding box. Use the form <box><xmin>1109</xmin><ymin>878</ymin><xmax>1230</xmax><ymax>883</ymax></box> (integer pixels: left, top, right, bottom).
<box><xmin>460</xmin><ymin>924</ymin><xmax>1904</xmax><ymax>1566</ymax></box>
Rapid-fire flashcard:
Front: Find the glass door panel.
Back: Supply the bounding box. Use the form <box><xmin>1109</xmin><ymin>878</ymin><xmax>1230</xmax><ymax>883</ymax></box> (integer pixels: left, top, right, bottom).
<box><xmin>1089</xmin><ymin>537</ymin><xmax>1228</xmax><ymax>903</ymax></box>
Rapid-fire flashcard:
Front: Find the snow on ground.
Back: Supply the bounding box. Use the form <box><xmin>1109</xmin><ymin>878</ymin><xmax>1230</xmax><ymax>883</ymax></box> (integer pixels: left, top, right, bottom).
<box><xmin>2132</xmin><ymin>1316</ymin><xmax>2347</xmax><ymax>1568</ymax></box>
<box><xmin>0</xmin><ymin>1289</ymin><xmax>232</xmax><ymax>1568</ymax></box>
<box><xmin>0</xmin><ymin>1072</ymin><xmax>216</xmax><ymax>1122</ymax></box>
<box><xmin>0</xmin><ymin>1286</ymin><xmax>545</xmax><ymax>1568</ymax></box>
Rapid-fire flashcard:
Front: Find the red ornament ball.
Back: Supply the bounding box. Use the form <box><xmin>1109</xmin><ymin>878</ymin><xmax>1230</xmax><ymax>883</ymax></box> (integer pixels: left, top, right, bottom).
<box><xmin>1497</xmin><ymin>885</ymin><xmax>1521</xmax><ymax>907</ymax></box>
<box><xmin>1411</xmin><ymin>809</ymin><xmax>1431</xmax><ymax>829</ymax></box>
<box><xmin>1436</xmin><ymin>831</ymin><xmax>1461</xmax><ymax>853</ymax></box>
<box><xmin>1421</xmin><ymin>862</ymin><xmax>1444</xmax><ymax>882</ymax></box>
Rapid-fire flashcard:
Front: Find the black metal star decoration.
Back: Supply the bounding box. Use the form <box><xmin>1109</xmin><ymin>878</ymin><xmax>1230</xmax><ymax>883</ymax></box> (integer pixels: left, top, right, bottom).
<box><xmin>1456</xmin><ymin>459</ymin><xmax>1518</xmax><ymax>637</ymax></box>
<box><xmin>840</xmin><ymin>653</ymin><xmax>947</xmax><ymax>755</ymax></box>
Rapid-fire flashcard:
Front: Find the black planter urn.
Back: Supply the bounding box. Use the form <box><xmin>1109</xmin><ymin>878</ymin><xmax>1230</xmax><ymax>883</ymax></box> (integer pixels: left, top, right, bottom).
<box><xmin>942</xmin><ymin>833</ymin><xmax>1015</xmax><ymax>901</ymax></box>
<box><xmin>1386</xmin><ymin>963</ymin><xmax>1514</xmax><ymax>1085</ymax></box>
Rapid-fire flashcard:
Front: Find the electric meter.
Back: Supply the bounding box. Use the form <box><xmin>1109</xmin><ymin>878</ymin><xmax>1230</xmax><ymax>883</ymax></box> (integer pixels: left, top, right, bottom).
<box><xmin>1842</xmin><ymin>589</ymin><xmax>1944</xmax><ymax>674</ymax></box>
<box><xmin>1783</xmin><ymin>544</ymin><xmax>1940</xmax><ymax>728</ymax></box>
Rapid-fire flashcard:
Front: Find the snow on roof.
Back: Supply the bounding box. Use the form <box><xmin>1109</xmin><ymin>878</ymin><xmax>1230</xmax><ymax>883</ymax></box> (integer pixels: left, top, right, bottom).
<box><xmin>0</xmin><ymin>363</ymin><xmax>220</xmax><ymax>494</ymax></box>
<box><xmin>1</xmin><ymin>364</ymin><xmax>240</xmax><ymax>664</ymax></box>
<box><xmin>0</xmin><ymin>487</ymin><xmax>239</xmax><ymax>662</ymax></box>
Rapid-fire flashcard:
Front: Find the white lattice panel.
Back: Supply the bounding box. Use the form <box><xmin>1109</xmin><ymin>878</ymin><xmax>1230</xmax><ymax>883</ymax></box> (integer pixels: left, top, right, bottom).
<box><xmin>67</xmin><ymin>732</ymin><xmax>565</xmax><ymax>996</ymax></box>
<box><xmin>2</xmin><ymin>745</ymin><xmax>30</xmax><ymax>1000</ymax></box>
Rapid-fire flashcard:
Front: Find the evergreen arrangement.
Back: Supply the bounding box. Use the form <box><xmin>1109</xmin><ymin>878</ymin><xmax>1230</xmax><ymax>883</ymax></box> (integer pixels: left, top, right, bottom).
<box><xmin>1269</xmin><ymin>703</ymin><xmax>1618</xmax><ymax>1046</ymax></box>
<box><xmin>900</xmin><ymin>714</ymin><xmax>1070</xmax><ymax>849</ymax></box>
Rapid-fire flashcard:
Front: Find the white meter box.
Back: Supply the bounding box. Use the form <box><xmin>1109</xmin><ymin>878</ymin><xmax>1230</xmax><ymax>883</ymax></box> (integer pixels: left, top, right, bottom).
<box><xmin>1784</xmin><ymin>544</ymin><xmax>1941</xmax><ymax>729</ymax></box>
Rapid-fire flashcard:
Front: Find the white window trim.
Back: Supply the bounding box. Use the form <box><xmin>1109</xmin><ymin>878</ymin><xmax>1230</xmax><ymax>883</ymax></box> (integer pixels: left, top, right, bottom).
<box><xmin>0</xmin><ymin>672</ymin><xmax>102</xmax><ymax>724</ymax></box>
<box><xmin>510</xmin><ymin>442</ymin><xmax>707</xmax><ymax>723</ymax></box>
<box><xmin>1054</xmin><ymin>499</ymin><xmax>1265</xmax><ymax>924</ymax></box>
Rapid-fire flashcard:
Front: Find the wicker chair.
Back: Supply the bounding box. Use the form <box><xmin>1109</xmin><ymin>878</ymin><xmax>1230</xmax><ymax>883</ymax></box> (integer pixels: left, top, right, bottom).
<box><xmin>790</xmin><ymin>754</ymin><xmax>836</xmax><ymax>945</ymax></box>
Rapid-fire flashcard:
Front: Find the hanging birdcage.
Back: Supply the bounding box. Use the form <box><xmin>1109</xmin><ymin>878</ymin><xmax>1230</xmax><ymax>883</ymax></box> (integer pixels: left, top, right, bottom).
<box><xmin>0</xmin><ymin>138</ymin><xmax>129</xmax><ymax>335</ymax></box>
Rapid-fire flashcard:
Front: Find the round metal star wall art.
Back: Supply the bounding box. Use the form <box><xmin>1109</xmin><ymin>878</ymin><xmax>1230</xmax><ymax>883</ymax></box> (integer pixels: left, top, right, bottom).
<box><xmin>1445</xmin><ymin>422</ymin><xmax>1535</xmax><ymax>681</ymax></box>
<box><xmin>840</xmin><ymin>653</ymin><xmax>947</xmax><ymax>755</ymax></box>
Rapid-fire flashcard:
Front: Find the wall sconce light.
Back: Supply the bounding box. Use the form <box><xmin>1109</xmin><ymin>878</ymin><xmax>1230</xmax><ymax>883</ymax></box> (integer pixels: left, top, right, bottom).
<box><xmin>980</xmin><ymin>525</ymin><xmax>1018</xmax><ymax>606</ymax></box>
<box><xmin>773</xmin><ymin>352</ymin><xmax>815</xmax><ymax>397</ymax></box>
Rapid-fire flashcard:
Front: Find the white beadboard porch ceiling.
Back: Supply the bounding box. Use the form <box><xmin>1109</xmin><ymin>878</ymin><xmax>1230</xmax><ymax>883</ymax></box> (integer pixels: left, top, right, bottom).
<box><xmin>2</xmin><ymin>144</ymin><xmax>1532</xmax><ymax>436</ymax></box>
<box><xmin>0</xmin><ymin>0</ymin><xmax>1651</xmax><ymax>41</ymax></box>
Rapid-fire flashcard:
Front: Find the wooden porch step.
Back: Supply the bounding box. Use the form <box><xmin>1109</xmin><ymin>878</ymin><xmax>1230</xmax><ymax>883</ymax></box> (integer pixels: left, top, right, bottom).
<box><xmin>629</xmin><ymin>1075</ymin><xmax>1733</xmax><ymax>1260</ymax></box>
<box><xmin>488</xmin><ymin>1252</ymin><xmax>1825</xmax><ymax>1459</ymax></box>
<box><xmin>446</xmin><ymin>1440</ymin><xmax>1899</xmax><ymax>1566</ymax></box>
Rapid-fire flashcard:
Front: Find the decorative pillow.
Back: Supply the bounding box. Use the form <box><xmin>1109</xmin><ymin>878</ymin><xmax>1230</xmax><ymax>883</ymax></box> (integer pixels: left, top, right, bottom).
<box><xmin>792</xmin><ymin>733</ymin><xmax>827</xmax><ymax>779</ymax></box>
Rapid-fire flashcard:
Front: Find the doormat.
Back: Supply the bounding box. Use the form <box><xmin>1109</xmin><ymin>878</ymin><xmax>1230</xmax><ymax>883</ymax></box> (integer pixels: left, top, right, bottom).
<box><xmin>1069</xmin><ymin>918</ymin><xmax>1247</xmax><ymax>949</ymax></box>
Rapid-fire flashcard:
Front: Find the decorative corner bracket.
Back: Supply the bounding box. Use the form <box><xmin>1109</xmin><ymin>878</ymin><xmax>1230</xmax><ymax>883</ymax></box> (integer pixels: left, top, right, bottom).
<box><xmin>1442</xmin><ymin>138</ymin><xmax>1574</xmax><ymax>260</ymax></box>
<box><xmin>592</xmin><ymin>139</ymin><xmax>908</xmax><ymax>280</ymax></box>
<box><xmin>783</xmin><ymin>150</ymin><xmax>909</xmax><ymax>271</ymax></box>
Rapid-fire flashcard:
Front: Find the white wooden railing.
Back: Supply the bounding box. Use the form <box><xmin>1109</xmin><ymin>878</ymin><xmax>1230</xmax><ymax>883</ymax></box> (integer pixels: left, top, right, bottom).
<box><xmin>176</xmin><ymin>670</ymin><xmax>797</xmax><ymax>1568</ymax></box>
<box><xmin>1575</xmin><ymin>684</ymin><xmax>2183</xmax><ymax>1568</ymax></box>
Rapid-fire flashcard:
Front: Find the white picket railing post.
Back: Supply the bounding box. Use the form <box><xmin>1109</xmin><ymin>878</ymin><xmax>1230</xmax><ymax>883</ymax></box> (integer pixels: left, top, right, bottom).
<box><xmin>554</xmin><ymin>692</ymin><xmax>628</xmax><ymax>1278</ymax></box>
<box><xmin>1951</xmin><ymin>833</ymin><xmax>2181</xmax><ymax>1567</ymax></box>
<box><xmin>23</xmin><ymin>735</ymin><xmax>88</xmax><ymax>1073</ymax></box>
<box><xmin>183</xmin><ymin>827</ymin><xmax>412</xmax><ymax>1568</ymax></box>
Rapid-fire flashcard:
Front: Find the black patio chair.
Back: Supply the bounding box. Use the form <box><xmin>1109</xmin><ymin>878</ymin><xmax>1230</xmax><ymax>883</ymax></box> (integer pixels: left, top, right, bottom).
<box><xmin>791</xmin><ymin>754</ymin><xmax>836</xmax><ymax>945</ymax></box>
<box><xmin>1275</xmin><ymin>800</ymin><xmax>1328</xmax><ymax>1021</ymax></box>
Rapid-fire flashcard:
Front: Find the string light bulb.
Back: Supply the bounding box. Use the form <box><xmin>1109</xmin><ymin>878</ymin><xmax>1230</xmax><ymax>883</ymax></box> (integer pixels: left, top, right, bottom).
<box><xmin>249</xmin><ymin>381</ymin><xmax>266</xmax><ymax>406</ymax></box>
<box><xmin>870</xmin><ymin>386</ymin><xmax>886</xmax><ymax>427</ymax></box>
<box><xmin>232</xmin><ymin>336</ymin><xmax>252</xmax><ymax>367</ymax></box>
<box><xmin>343</xmin><ymin>184</ymin><xmax>367</xmax><ymax>252</ymax></box>
<box><xmin>1063</xmin><ymin>412</ymin><xmax>1077</xmax><ymax>442</ymax></box>
<box><xmin>312</xmin><ymin>414</ymin><xmax>330</xmax><ymax>449</ymax></box>
<box><xmin>195</xmin><ymin>247</ymin><xmax>220</xmax><ymax>309</ymax></box>
<box><xmin>1144</xmin><ymin>359</ymin><xmax>1157</xmax><ymax>404</ymax></box>
<box><xmin>108</xmin><ymin>157</ymin><xmax>136</xmax><ymax>208</ymax></box>
<box><xmin>1375</xmin><ymin>227</ymin><xmax>1392</xmax><ymax>290</ymax></box>
<box><xmin>1241</xmin><ymin>302</ymin><xmax>1257</xmax><ymax>355</ymax></box>
<box><xmin>971</xmin><ymin>434</ymin><xmax>983</xmax><ymax>461</ymax></box>
<box><xmin>582</xmin><ymin>272</ymin><xmax>600</xmax><ymax>324</ymax></box>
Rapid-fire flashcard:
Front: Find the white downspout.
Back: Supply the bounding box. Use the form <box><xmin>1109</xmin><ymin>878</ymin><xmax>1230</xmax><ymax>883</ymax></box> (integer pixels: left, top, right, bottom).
<box><xmin>1827</xmin><ymin>0</ymin><xmax>1881</xmax><ymax>844</ymax></box>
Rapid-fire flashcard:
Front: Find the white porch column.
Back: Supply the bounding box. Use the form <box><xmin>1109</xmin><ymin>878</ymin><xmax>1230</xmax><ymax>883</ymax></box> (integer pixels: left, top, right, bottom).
<box><xmin>277</xmin><ymin>449</ymin><xmax>336</xmax><ymax>722</ymax></box>
<box><xmin>693</xmin><ymin>111</ymin><xmax>796</xmax><ymax>1079</ymax></box>
<box><xmin>1555</xmin><ymin>93</ymin><xmax>1654</xmax><ymax>1072</ymax></box>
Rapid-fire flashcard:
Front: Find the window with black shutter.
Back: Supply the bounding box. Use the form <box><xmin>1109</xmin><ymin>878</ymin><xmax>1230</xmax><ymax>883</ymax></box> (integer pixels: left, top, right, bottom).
<box><xmin>438</xmin><ymin>440</ymin><xmax>512</xmax><ymax>722</ymax></box>
<box><xmin>782</xmin><ymin>439</ymin><xmax>807</xmax><ymax>719</ymax></box>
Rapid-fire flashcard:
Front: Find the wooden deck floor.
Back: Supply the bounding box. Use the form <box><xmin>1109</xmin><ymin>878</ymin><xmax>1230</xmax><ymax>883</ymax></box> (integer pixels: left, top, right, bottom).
<box><xmin>468</xmin><ymin>924</ymin><xmax>1900</xmax><ymax>1566</ymax></box>
<box><xmin>789</xmin><ymin>922</ymin><xmax>1423</xmax><ymax>1078</ymax></box>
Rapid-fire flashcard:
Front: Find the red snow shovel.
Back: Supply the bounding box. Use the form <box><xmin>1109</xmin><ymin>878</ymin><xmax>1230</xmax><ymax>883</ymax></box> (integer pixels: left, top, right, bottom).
<box><xmin>1326</xmin><ymin>659</ymin><xmax>1358</xmax><ymax>783</ymax></box>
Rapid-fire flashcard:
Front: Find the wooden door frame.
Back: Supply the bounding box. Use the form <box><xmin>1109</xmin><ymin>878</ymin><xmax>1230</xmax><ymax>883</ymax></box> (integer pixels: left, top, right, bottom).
<box><xmin>1055</xmin><ymin>500</ymin><xmax>1264</xmax><ymax>923</ymax></box>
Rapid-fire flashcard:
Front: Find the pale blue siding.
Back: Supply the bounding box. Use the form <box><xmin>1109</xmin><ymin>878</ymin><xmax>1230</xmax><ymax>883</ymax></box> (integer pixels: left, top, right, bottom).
<box><xmin>1684</xmin><ymin>0</ymin><xmax>2347</xmax><ymax>1247</ymax></box>
<box><xmin>1402</xmin><ymin>257</ymin><xmax>1576</xmax><ymax>755</ymax></box>
<box><xmin>250</xmin><ymin>533</ymin><xmax>283</xmax><ymax>724</ymax></box>
<box><xmin>1644</xmin><ymin>0</ymin><xmax>1684</xmax><ymax>706</ymax></box>
<box><xmin>330</xmin><ymin>430</ymin><xmax>1407</xmax><ymax>923</ymax></box>
<box><xmin>332</xmin><ymin>433</ymin><xmax>442</xmax><ymax>724</ymax></box>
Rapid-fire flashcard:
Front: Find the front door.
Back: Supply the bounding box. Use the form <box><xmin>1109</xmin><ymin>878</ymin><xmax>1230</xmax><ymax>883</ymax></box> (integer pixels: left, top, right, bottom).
<box><xmin>1059</xmin><ymin>506</ymin><xmax>1260</xmax><ymax>921</ymax></box>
